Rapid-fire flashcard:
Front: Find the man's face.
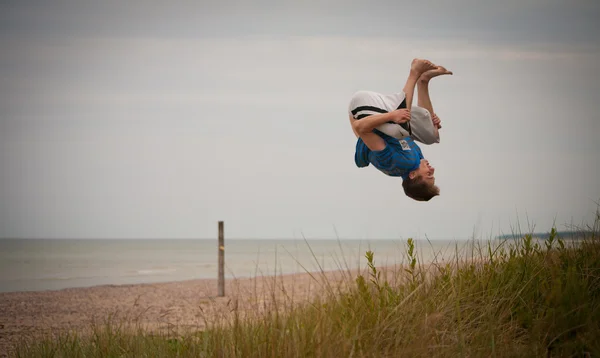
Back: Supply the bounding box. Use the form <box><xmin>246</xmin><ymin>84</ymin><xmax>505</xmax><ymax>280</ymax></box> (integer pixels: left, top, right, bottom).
<box><xmin>413</xmin><ymin>159</ymin><xmax>435</xmax><ymax>185</ymax></box>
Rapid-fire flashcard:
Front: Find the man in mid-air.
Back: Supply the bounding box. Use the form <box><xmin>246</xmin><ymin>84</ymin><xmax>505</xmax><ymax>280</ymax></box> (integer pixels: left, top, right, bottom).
<box><xmin>348</xmin><ymin>58</ymin><xmax>452</xmax><ymax>201</ymax></box>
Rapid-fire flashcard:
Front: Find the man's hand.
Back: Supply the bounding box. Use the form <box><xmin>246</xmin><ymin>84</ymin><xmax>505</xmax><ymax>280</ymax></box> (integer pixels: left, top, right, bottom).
<box><xmin>390</xmin><ymin>109</ymin><xmax>411</xmax><ymax>124</ymax></box>
<box><xmin>432</xmin><ymin>113</ymin><xmax>442</xmax><ymax>129</ymax></box>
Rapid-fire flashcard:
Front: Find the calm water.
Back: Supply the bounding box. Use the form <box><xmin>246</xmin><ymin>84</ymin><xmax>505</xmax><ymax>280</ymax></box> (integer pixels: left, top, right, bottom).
<box><xmin>0</xmin><ymin>238</ymin><xmax>475</xmax><ymax>293</ymax></box>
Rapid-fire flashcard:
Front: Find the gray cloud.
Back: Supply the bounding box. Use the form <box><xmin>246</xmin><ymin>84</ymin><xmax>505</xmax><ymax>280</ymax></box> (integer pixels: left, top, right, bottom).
<box><xmin>2</xmin><ymin>0</ymin><xmax>599</xmax><ymax>44</ymax></box>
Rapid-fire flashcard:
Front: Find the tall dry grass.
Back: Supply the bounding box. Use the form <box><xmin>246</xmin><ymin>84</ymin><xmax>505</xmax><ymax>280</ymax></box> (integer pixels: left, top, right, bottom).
<box><xmin>15</xmin><ymin>210</ymin><xmax>600</xmax><ymax>357</ymax></box>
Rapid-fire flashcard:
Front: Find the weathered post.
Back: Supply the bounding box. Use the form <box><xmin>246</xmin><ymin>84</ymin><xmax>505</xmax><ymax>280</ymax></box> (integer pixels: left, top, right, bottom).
<box><xmin>218</xmin><ymin>221</ymin><xmax>225</xmax><ymax>297</ymax></box>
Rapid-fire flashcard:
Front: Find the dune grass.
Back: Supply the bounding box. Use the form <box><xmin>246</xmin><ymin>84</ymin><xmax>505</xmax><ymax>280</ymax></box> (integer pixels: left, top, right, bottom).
<box><xmin>14</xmin><ymin>211</ymin><xmax>600</xmax><ymax>357</ymax></box>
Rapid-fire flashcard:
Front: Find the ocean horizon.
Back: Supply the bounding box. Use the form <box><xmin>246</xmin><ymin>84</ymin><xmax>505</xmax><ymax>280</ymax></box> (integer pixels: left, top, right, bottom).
<box><xmin>1</xmin><ymin>237</ymin><xmax>480</xmax><ymax>293</ymax></box>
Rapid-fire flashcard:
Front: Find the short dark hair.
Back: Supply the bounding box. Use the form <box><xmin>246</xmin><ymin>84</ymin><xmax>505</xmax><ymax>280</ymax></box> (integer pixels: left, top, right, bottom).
<box><xmin>402</xmin><ymin>176</ymin><xmax>440</xmax><ymax>201</ymax></box>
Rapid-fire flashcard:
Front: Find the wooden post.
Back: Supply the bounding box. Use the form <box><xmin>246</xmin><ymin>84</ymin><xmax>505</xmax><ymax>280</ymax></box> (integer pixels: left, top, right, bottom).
<box><xmin>218</xmin><ymin>221</ymin><xmax>225</xmax><ymax>297</ymax></box>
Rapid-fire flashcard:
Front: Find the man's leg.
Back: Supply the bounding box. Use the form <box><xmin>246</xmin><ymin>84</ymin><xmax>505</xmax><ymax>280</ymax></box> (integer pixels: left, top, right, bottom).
<box><xmin>405</xmin><ymin>59</ymin><xmax>437</xmax><ymax>113</ymax></box>
<box><xmin>348</xmin><ymin>59</ymin><xmax>435</xmax><ymax>139</ymax></box>
<box><xmin>417</xmin><ymin>66</ymin><xmax>453</xmax><ymax>128</ymax></box>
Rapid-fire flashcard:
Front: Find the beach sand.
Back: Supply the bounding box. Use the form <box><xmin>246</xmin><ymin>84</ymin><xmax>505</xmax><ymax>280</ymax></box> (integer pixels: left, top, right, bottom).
<box><xmin>1</xmin><ymin>266</ymin><xmax>400</xmax><ymax>356</ymax></box>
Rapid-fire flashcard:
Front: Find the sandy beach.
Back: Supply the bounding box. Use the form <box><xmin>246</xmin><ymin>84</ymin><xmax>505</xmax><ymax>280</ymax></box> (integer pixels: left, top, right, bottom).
<box><xmin>0</xmin><ymin>266</ymin><xmax>385</xmax><ymax>356</ymax></box>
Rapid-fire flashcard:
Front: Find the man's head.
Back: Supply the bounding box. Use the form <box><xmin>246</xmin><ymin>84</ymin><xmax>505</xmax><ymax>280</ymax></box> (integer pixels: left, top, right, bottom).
<box><xmin>402</xmin><ymin>159</ymin><xmax>440</xmax><ymax>201</ymax></box>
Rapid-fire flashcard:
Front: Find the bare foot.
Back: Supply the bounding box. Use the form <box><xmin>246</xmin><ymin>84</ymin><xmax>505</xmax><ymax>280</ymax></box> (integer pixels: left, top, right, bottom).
<box><xmin>410</xmin><ymin>58</ymin><xmax>437</xmax><ymax>76</ymax></box>
<box><xmin>419</xmin><ymin>66</ymin><xmax>453</xmax><ymax>83</ymax></box>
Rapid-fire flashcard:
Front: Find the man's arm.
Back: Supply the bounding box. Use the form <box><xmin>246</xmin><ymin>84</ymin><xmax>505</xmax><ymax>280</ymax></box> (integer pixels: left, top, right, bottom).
<box><xmin>348</xmin><ymin>114</ymin><xmax>385</xmax><ymax>151</ymax></box>
<box><xmin>351</xmin><ymin>110</ymin><xmax>409</xmax><ymax>135</ymax></box>
<box><xmin>350</xmin><ymin>110</ymin><xmax>410</xmax><ymax>151</ymax></box>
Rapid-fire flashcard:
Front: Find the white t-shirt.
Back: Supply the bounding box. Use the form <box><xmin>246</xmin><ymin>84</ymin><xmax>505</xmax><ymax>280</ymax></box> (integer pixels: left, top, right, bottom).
<box><xmin>348</xmin><ymin>90</ymin><xmax>439</xmax><ymax>145</ymax></box>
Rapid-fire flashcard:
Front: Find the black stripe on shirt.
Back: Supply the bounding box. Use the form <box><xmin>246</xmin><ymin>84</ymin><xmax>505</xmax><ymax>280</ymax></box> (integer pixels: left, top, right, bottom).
<box><xmin>351</xmin><ymin>106</ymin><xmax>387</xmax><ymax>116</ymax></box>
<box><xmin>396</xmin><ymin>98</ymin><xmax>411</xmax><ymax>134</ymax></box>
<box><xmin>396</xmin><ymin>98</ymin><xmax>406</xmax><ymax>109</ymax></box>
<box><xmin>351</xmin><ymin>97</ymin><xmax>406</xmax><ymax>115</ymax></box>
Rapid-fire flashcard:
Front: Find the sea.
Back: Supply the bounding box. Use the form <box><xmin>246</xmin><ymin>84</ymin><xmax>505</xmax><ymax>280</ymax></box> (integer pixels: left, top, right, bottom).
<box><xmin>0</xmin><ymin>238</ymin><xmax>481</xmax><ymax>293</ymax></box>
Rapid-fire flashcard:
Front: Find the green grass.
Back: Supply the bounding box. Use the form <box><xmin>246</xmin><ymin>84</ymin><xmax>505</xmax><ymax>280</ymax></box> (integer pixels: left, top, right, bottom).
<box><xmin>14</xmin><ymin>211</ymin><xmax>600</xmax><ymax>357</ymax></box>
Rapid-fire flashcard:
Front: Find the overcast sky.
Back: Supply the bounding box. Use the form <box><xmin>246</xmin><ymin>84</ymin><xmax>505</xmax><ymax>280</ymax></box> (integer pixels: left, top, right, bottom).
<box><xmin>1</xmin><ymin>0</ymin><xmax>599</xmax><ymax>240</ymax></box>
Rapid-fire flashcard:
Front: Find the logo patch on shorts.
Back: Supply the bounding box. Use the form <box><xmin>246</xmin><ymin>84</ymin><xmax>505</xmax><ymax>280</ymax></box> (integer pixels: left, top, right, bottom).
<box><xmin>399</xmin><ymin>139</ymin><xmax>411</xmax><ymax>151</ymax></box>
